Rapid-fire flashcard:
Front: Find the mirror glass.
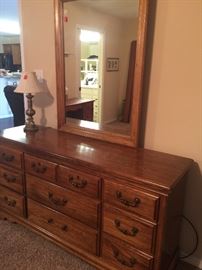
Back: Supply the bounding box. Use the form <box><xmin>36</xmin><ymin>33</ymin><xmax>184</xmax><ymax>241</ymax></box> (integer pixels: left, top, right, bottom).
<box><xmin>63</xmin><ymin>0</ymin><xmax>139</xmax><ymax>136</ymax></box>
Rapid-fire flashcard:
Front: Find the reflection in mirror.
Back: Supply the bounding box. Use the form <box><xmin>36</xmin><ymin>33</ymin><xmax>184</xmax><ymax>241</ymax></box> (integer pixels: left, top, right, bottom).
<box><xmin>63</xmin><ymin>0</ymin><xmax>139</xmax><ymax>136</ymax></box>
<box><xmin>0</xmin><ymin>0</ymin><xmax>22</xmax><ymax>129</ymax></box>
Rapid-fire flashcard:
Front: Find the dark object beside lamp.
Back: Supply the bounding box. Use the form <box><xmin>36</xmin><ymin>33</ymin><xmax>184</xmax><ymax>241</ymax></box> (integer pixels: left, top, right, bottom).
<box><xmin>15</xmin><ymin>71</ymin><xmax>41</xmax><ymax>132</ymax></box>
<box><xmin>3</xmin><ymin>85</ymin><xmax>25</xmax><ymax>127</ymax></box>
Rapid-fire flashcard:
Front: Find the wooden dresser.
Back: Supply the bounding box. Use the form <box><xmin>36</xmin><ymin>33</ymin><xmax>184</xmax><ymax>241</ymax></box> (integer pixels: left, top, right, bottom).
<box><xmin>66</xmin><ymin>98</ymin><xmax>95</xmax><ymax>121</ymax></box>
<box><xmin>0</xmin><ymin>126</ymin><xmax>192</xmax><ymax>270</ymax></box>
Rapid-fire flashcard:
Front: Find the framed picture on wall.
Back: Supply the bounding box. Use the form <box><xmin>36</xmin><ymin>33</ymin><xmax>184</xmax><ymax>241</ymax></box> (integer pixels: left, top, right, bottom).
<box><xmin>106</xmin><ymin>58</ymin><xmax>119</xmax><ymax>71</ymax></box>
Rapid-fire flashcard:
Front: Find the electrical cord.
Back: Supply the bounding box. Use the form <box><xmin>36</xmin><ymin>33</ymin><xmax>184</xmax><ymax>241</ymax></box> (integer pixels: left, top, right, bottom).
<box><xmin>179</xmin><ymin>215</ymin><xmax>198</xmax><ymax>259</ymax></box>
<box><xmin>174</xmin><ymin>215</ymin><xmax>199</xmax><ymax>270</ymax></box>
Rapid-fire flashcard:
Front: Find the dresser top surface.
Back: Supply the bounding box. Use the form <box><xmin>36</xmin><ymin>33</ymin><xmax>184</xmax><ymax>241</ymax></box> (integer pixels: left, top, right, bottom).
<box><xmin>0</xmin><ymin>126</ymin><xmax>193</xmax><ymax>193</ymax></box>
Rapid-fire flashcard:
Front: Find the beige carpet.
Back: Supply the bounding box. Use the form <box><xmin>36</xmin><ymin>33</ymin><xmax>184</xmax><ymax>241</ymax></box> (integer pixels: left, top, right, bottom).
<box><xmin>1</xmin><ymin>220</ymin><xmax>197</xmax><ymax>270</ymax></box>
<box><xmin>0</xmin><ymin>220</ymin><xmax>96</xmax><ymax>270</ymax></box>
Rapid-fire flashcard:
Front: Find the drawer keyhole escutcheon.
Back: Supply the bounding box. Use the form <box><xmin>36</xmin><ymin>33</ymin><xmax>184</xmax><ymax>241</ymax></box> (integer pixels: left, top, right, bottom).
<box><xmin>3</xmin><ymin>173</ymin><xmax>16</xmax><ymax>183</ymax></box>
<box><xmin>1</xmin><ymin>153</ymin><xmax>14</xmax><ymax>162</ymax></box>
<box><xmin>4</xmin><ymin>196</ymin><xmax>16</xmax><ymax>207</ymax></box>
<box><xmin>61</xmin><ymin>225</ymin><xmax>68</xmax><ymax>232</ymax></box>
<box><xmin>31</xmin><ymin>162</ymin><xmax>47</xmax><ymax>174</ymax></box>
<box><xmin>47</xmin><ymin>218</ymin><xmax>54</xmax><ymax>224</ymax></box>
<box><xmin>48</xmin><ymin>192</ymin><xmax>68</xmax><ymax>206</ymax></box>
<box><xmin>68</xmin><ymin>175</ymin><xmax>87</xmax><ymax>189</ymax></box>
<box><xmin>112</xmin><ymin>247</ymin><xmax>136</xmax><ymax>268</ymax></box>
<box><xmin>114</xmin><ymin>219</ymin><xmax>139</xmax><ymax>236</ymax></box>
<box><xmin>116</xmin><ymin>191</ymin><xmax>141</xmax><ymax>207</ymax></box>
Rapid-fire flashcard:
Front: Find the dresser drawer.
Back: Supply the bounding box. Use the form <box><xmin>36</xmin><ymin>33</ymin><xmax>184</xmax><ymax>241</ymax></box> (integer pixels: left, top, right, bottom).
<box><xmin>102</xmin><ymin>233</ymin><xmax>153</xmax><ymax>270</ymax></box>
<box><xmin>28</xmin><ymin>199</ymin><xmax>98</xmax><ymax>255</ymax></box>
<box><xmin>26</xmin><ymin>175</ymin><xmax>100</xmax><ymax>229</ymax></box>
<box><xmin>57</xmin><ymin>165</ymin><xmax>101</xmax><ymax>198</ymax></box>
<box><xmin>104</xmin><ymin>180</ymin><xmax>159</xmax><ymax>221</ymax></box>
<box><xmin>0</xmin><ymin>166</ymin><xmax>23</xmax><ymax>194</ymax></box>
<box><xmin>25</xmin><ymin>154</ymin><xmax>57</xmax><ymax>182</ymax></box>
<box><xmin>0</xmin><ymin>146</ymin><xmax>22</xmax><ymax>169</ymax></box>
<box><xmin>0</xmin><ymin>185</ymin><xmax>24</xmax><ymax>217</ymax></box>
<box><xmin>104</xmin><ymin>206</ymin><xmax>156</xmax><ymax>254</ymax></box>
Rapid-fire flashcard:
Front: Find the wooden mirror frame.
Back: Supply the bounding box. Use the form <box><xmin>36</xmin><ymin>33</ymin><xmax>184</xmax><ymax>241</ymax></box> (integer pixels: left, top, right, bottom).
<box><xmin>54</xmin><ymin>0</ymin><xmax>149</xmax><ymax>147</ymax></box>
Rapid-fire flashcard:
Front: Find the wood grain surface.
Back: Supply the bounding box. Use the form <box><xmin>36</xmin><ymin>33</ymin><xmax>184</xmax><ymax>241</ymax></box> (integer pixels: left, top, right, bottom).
<box><xmin>0</xmin><ymin>126</ymin><xmax>193</xmax><ymax>194</ymax></box>
<box><xmin>0</xmin><ymin>125</ymin><xmax>193</xmax><ymax>270</ymax></box>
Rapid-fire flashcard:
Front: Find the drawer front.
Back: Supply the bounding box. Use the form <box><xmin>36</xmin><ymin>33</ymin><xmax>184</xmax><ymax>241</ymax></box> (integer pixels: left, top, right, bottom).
<box><xmin>0</xmin><ymin>146</ymin><xmax>22</xmax><ymax>169</ymax></box>
<box><xmin>102</xmin><ymin>234</ymin><xmax>153</xmax><ymax>270</ymax></box>
<box><xmin>104</xmin><ymin>180</ymin><xmax>159</xmax><ymax>221</ymax></box>
<box><xmin>104</xmin><ymin>206</ymin><xmax>156</xmax><ymax>254</ymax></box>
<box><xmin>26</xmin><ymin>175</ymin><xmax>100</xmax><ymax>229</ymax></box>
<box><xmin>28</xmin><ymin>199</ymin><xmax>98</xmax><ymax>255</ymax></box>
<box><xmin>25</xmin><ymin>154</ymin><xmax>57</xmax><ymax>182</ymax></box>
<box><xmin>57</xmin><ymin>165</ymin><xmax>101</xmax><ymax>198</ymax></box>
<box><xmin>0</xmin><ymin>166</ymin><xmax>23</xmax><ymax>193</ymax></box>
<box><xmin>0</xmin><ymin>185</ymin><xmax>24</xmax><ymax>216</ymax></box>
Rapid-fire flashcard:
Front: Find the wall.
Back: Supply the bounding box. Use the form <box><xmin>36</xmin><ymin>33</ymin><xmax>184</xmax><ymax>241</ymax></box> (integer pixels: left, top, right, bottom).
<box><xmin>20</xmin><ymin>0</ymin><xmax>202</xmax><ymax>267</ymax></box>
<box><xmin>20</xmin><ymin>0</ymin><xmax>57</xmax><ymax>128</ymax></box>
<box><xmin>143</xmin><ymin>0</ymin><xmax>202</xmax><ymax>268</ymax></box>
<box><xmin>63</xmin><ymin>1</ymin><xmax>122</xmax><ymax>123</ymax></box>
<box><xmin>63</xmin><ymin>1</ymin><xmax>137</xmax><ymax>123</ymax></box>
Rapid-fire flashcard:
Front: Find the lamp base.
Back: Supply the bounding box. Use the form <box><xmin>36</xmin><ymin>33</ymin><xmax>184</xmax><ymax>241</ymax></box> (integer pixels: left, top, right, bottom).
<box><xmin>24</xmin><ymin>93</ymin><xmax>38</xmax><ymax>133</ymax></box>
<box><xmin>24</xmin><ymin>123</ymin><xmax>38</xmax><ymax>132</ymax></box>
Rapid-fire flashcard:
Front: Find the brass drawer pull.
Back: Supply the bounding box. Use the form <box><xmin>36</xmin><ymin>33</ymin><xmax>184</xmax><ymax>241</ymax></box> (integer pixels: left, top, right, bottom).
<box><xmin>112</xmin><ymin>248</ymin><xmax>136</xmax><ymax>268</ymax></box>
<box><xmin>47</xmin><ymin>218</ymin><xmax>54</xmax><ymax>224</ymax></box>
<box><xmin>116</xmin><ymin>191</ymin><xmax>141</xmax><ymax>207</ymax></box>
<box><xmin>48</xmin><ymin>192</ymin><xmax>68</xmax><ymax>206</ymax></box>
<box><xmin>114</xmin><ymin>219</ymin><xmax>139</xmax><ymax>236</ymax></box>
<box><xmin>3</xmin><ymin>173</ymin><xmax>17</xmax><ymax>183</ymax></box>
<box><xmin>31</xmin><ymin>162</ymin><xmax>47</xmax><ymax>174</ymax></box>
<box><xmin>4</xmin><ymin>196</ymin><xmax>16</xmax><ymax>207</ymax></box>
<box><xmin>61</xmin><ymin>225</ymin><xmax>68</xmax><ymax>232</ymax></box>
<box><xmin>1</xmin><ymin>153</ymin><xmax>14</xmax><ymax>162</ymax></box>
<box><xmin>68</xmin><ymin>175</ymin><xmax>87</xmax><ymax>189</ymax></box>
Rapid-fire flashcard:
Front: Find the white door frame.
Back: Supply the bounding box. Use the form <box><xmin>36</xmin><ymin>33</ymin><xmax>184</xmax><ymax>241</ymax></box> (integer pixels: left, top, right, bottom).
<box><xmin>75</xmin><ymin>24</ymin><xmax>105</xmax><ymax>123</ymax></box>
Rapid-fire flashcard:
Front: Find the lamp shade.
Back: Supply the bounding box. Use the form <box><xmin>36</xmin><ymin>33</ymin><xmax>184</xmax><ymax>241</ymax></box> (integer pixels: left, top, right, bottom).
<box><xmin>15</xmin><ymin>71</ymin><xmax>41</xmax><ymax>94</ymax></box>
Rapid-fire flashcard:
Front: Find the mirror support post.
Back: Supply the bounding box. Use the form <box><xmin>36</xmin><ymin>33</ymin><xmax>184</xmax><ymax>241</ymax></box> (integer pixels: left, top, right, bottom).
<box><xmin>55</xmin><ymin>0</ymin><xmax>66</xmax><ymax>128</ymax></box>
<box><xmin>130</xmin><ymin>0</ymin><xmax>150</xmax><ymax>146</ymax></box>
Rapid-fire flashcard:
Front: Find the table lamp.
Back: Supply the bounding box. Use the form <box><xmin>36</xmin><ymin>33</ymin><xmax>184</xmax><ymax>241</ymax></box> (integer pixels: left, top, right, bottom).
<box><xmin>15</xmin><ymin>71</ymin><xmax>41</xmax><ymax>132</ymax></box>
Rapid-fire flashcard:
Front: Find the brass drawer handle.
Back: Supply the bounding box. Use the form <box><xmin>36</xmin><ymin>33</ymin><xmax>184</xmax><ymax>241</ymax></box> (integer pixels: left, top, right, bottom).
<box><xmin>1</xmin><ymin>153</ymin><xmax>14</xmax><ymax>162</ymax></box>
<box><xmin>48</xmin><ymin>192</ymin><xmax>68</xmax><ymax>206</ymax></box>
<box><xmin>61</xmin><ymin>225</ymin><xmax>68</xmax><ymax>232</ymax></box>
<box><xmin>31</xmin><ymin>162</ymin><xmax>47</xmax><ymax>174</ymax></box>
<box><xmin>68</xmin><ymin>175</ymin><xmax>87</xmax><ymax>189</ymax></box>
<box><xmin>114</xmin><ymin>219</ymin><xmax>139</xmax><ymax>236</ymax></box>
<box><xmin>112</xmin><ymin>247</ymin><xmax>136</xmax><ymax>268</ymax></box>
<box><xmin>116</xmin><ymin>191</ymin><xmax>141</xmax><ymax>207</ymax></box>
<box><xmin>3</xmin><ymin>173</ymin><xmax>17</xmax><ymax>183</ymax></box>
<box><xmin>4</xmin><ymin>196</ymin><xmax>16</xmax><ymax>207</ymax></box>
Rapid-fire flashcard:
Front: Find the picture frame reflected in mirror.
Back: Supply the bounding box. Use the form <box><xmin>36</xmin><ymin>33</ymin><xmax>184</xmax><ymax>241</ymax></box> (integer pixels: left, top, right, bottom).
<box><xmin>106</xmin><ymin>58</ymin><xmax>119</xmax><ymax>72</ymax></box>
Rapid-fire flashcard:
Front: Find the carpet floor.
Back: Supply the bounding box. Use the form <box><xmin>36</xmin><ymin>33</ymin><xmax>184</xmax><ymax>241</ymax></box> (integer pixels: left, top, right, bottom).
<box><xmin>0</xmin><ymin>220</ymin><xmax>95</xmax><ymax>270</ymax></box>
<box><xmin>0</xmin><ymin>220</ymin><xmax>198</xmax><ymax>270</ymax></box>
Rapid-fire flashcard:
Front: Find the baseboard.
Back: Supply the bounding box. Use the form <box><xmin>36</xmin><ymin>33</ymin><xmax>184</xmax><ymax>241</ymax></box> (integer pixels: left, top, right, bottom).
<box><xmin>103</xmin><ymin>118</ymin><xmax>117</xmax><ymax>124</ymax></box>
<box><xmin>181</xmin><ymin>253</ymin><xmax>202</xmax><ymax>269</ymax></box>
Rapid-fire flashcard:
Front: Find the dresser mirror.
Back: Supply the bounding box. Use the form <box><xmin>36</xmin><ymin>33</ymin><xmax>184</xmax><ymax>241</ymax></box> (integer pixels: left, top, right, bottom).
<box><xmin>55</xmin><ymin>0</ymin><xmax>149</xmax><ymax>146</ymax></box>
